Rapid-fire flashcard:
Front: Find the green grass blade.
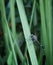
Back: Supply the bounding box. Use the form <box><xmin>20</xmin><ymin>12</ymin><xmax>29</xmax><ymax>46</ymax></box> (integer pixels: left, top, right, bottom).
<box><xmin>30</xmin><ymin>0</ymin><xmax>37</xmax><ymax>29</ymax></box>
<box><xmin>16</xmin><ymin>0</ymin><xmax>38</xmax><ymax>65</ymax></box>
<box><xmin>0</xmin><ymin>0</ymin><xmax>10</xmax><ymax>54</ymax></box>
<box><xmin>44</xmin><ymin>0</ymin><xmax>53</xmax><ymax>65</ymax></box>
<box><xmin>0</xmin><ymin>0</ymin><xmax>18</xmax><ymax>65</ymax></box>
<box><xmin>10</xmin><ymin>0</ymin><xmax>16</xmax><ymax>38</ymax></box>
<box><xmin>30</xmin><ymin>0</ymin><xmax>36</xmax><ymax>29</ymax></box>
<box><xmin>7</xmin><ymin>51</ymin><xmax>13</xmax><ymax>65</ymax></box>
<box><xmin>2</xmin><ymin>21</ymin><xmax>10</xmax><ymax>53</ymax></box>
<box><xmin>40</xmin><ymin>0</ymin><xmax>50</xmax><ymax>65</ymax></box>
<box><xmin>4</xmin><ymin>20</ymin><xmax>18</xmax><ymax>65</ymax></box>
<box><xmin>9</xmin><ymin>1</ymin><xmax>25</xmax><ymax>64</ymax></box>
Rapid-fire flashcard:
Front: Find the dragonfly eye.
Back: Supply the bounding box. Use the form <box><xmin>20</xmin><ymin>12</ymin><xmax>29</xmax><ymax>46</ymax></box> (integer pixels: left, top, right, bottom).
<box><xmin>31</xmin><ymin>34</ymin><xmax>38</xmax><ymax>42</ymax></box>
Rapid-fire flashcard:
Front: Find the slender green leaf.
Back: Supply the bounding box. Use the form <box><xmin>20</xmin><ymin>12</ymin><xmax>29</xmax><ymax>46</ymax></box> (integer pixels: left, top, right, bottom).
<box><xmin>16</xmin><ymin>0</ymin><xmax>38</xmax><ymax>65</ymax></box>
<box><xmin>10</xmin><ymin>0</ymin><xmax>16</xmax><ymax>38</ymax></box>
<box><xmin>30</xmin><ymin>0</ymin><xmax>37</xmax><ymax>29</ymax></box>
<box><xmin>40</xmin><ymin>0</ymin><xmax>50</xmax><ymax>65</ymax></box>
<box><xmin>7</xmin><ymin>51</ymin><xmax>13</xmax><ymax>65</ymax></box>
<box><xmin>44</xmin><ymin>0</ymin><xmax>53</xmax><ymax>65</ymax></box>
<box><xmin>0</xmin><ymin>0</ymin><xmax>18</xmax><ymax>65</ymax></box>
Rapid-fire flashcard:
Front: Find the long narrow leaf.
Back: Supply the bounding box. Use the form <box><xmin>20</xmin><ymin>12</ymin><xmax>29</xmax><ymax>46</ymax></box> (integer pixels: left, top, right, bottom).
<box><xmin>44</xmin><ymin>0</ymin><xmax>53</xmax><ymax>65</ymax></box>
<box><xmin>16</xmin><ymin>0</ymin><xmax>38</xmax><ymax>65</ymax></box>
<box><xmin>40</xmin><ymin>0</ymin><xmax>50</xmax><ymax>65</ymax></box>
<box><xmin>10</xmin><ymin>0</ymin><xmax>16</xmax><ymax>38</ymax></box>
<box><xmin>0</xmin><ymin>0</ymin><xmax>18</xmax><ymax>65</ymax></box>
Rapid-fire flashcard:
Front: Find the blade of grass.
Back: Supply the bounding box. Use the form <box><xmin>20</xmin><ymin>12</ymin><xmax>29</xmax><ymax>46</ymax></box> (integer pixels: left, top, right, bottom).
<box><xmin>7</xmin><ymin>51</ymin><xmax>13</xmax><ymax>65</ymax></box>
<box><xmin>0</xmin><ymin>0</ymin><xmax>18</xmax><ymax>65</ymax></box>
<box><xmin>30</xmin><ymin>0</ymin><xmax>37</xmax><ymax>29</ymax></box>
<box><xmin>4</xmin><ymin>20</ymin><xmax>18</xmax><ymax>65</ymax></box>
<box><xmin>2</xmin><ymin>20</ymin><xmax>10</xmax><ymax>53</ymax></box>
<box><xmin>33</xmin><ymin>7</ymin><xmax>37</xmax><ymax>27</ymax></box>
<box><xmin>44</xmin><ymin>0</ymin><xmax>52</xmax><ymax>45</ymax></box>
<box><xmin>30</xmin><ymin>0</ymin><xmax>36</xmax><ymax>28</ymax></box>
<box><xmin>40</xmin><ymin>0</ymin><xmax>50</xmax><ymax>65</ymax></box>
<box><xmin>0</xmin><ymin>0</ymin><xmax>10</xmax><ymax>54</ymax></box>
<box><xmin>25</xmin><ymin>46</ymin><xmax>30</xmax><ymax>65</ymax></box>
<box><xmin>38</xmin><ymin>31</ymin><xmax>44</xmax><ymax>65</ymax></box>
<box><xmin>8</xmin><ymin>1</ymin><xmax>25</xmax><ymax>63</ymax></box>
<box><xmin>10</xmin><ymin>0</ymin><xmax>16</xmax><ymax>38</ymax></box>
<box><xmin>44</xmin><ymin>0</ymin><xmax>53</xmax><ymax>65</ymax></box>
<box><xmin>9</xmin><ymin>1</ymin><xmax>26</xmax><ymax>64</ymax></box>
<box><xmin>16</xmin><ymin>0</ymin><xmax>38</xmax><ymax>65</ymax></box>
<box><xmin>25</xmin><ymin>0</ymin><xmax>38</xmax><ymax>64</ymax></box>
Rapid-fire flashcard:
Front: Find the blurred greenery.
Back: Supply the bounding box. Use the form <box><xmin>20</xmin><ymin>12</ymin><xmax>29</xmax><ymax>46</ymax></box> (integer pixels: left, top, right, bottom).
<box><xmin>0</xmin><ymin>0</ymin><xmax>53</xmax><ymax>65</ymax></box>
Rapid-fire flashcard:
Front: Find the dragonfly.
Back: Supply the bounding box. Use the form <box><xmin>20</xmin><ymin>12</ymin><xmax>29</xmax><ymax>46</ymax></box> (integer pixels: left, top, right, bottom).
<box><xmin>31</xmin><ymin>34</ymin><xmax>45</xmax><ymax>49</ymax></box>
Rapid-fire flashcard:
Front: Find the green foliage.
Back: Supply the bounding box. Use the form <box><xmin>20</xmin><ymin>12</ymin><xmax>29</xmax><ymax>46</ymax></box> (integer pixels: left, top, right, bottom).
<box><xmin>0</xmin><ymin>0</ymin><xmax>53</xmax><ymax>65</ymax></box>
